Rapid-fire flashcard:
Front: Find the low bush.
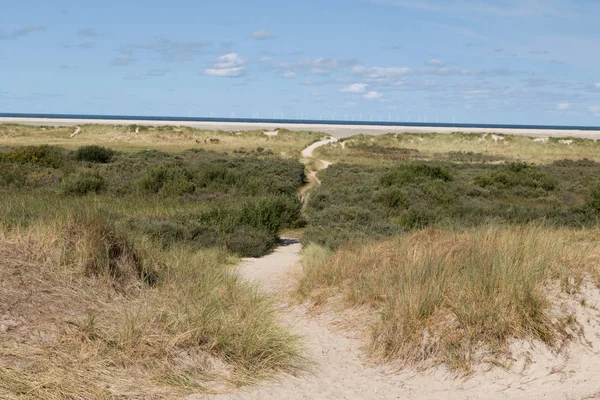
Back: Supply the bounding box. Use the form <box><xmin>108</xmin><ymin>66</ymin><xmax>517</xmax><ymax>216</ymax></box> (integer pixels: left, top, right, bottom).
<box><xmin>381</xmin><ymin>163</ymin><xmax>452</xmax><ymax>187</ymax></box>
<box><xmin>474</xmin><ymin>162</ymin><xmax>557</xmax><ymax>195</ymax></box>
<box><xmin>226</xmin><ymin>225</ymin><xmax>278</xmax><ymax>257</ymax></box>
<box><xmin>140</xmin><ymin>165</ymin><xmax>196</xmax><ymax>196</ymax></box>
<box><xmin>0</xmin><ymin>164</ymin><xmax>27</xmax><ymax>188</ymax></box>
<box><xmin>62</xmin><ymin>172</ymin><xmax>106</xmax><ymax>196</ymax></box>
<box><xmin>74</xmin><ymin>145</ymin><xmax>115</xmax><ymax>163</ymax></box>
<box><xmin>1</xmin><ymin>145</ymin><xmax>66</xmax><ymax>168</ymax></box>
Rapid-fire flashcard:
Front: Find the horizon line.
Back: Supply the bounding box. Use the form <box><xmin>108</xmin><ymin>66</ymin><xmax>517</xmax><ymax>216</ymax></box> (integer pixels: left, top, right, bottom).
<box><xmin>1</xmin><ymin>112</ymin><xmax>600</xmax><ymax>132</ymax></box>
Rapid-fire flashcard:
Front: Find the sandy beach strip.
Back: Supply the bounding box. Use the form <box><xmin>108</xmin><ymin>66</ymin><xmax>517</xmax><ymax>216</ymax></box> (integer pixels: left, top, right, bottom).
<box><xmin>2</xmin><ymin>117</ymin><xmax>600</xmax><ymax>139</ymax></box>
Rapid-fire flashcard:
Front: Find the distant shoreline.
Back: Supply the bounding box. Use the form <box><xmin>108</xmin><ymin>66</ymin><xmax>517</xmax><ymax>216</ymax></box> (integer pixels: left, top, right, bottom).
<box><xmin>2</xmin><ymin>114</ymin><xmax>600</xmax><ymax>139</ymax></box>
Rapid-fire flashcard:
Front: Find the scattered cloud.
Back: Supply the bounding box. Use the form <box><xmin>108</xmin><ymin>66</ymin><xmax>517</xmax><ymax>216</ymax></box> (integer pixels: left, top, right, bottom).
<box><xmin>123</xmin><ymin>69</ymin><xmax>169</xmax><ymax>81</ymax></box>
<box><xmin>112</xmin><ymin>38</ymin><xmax>212</xmax><ymax>65</ymax></box>
<box><xmin>381</xmin><ymin>45</ymin><xmax>402</xmax><ymax>50</ymax></box>
<box><xmin>550</xmin><ymin>59</ymin><xmax>565</xmax><ymax>64</ymax></box>
<box><xmin>252</xmin><ymin>29</ymin><xmax>273</xmax><ymax>40</ymax></box>
<box><xmin>0</xmin><ymin>24</ymin><xmax>46</xmax><ymax>40</ymax></box>
<box><xmin>61</xmin><ymin>42</ymin><xmax>95</xmax><ymax>49</ymax></box>
<box><xmin>367</xmin><ymin>0</ymin><xmax>573</xmax><ymax>19</ymax></box>
<box><xmin>136</xmin><ymin>38</ymin><xmax>212</xmax><ymax>62</ymax></box>
<box><xmin>352</xmin><ymin>65</ymin><xmax>413</xmax><ymax>81</ymax></box>
<box><xmin>557</xmin><ymin>103</ymin><xmax>571</xmax><ymax>111</ymax></box>
<box><xmin>424</xmin><ymin>21</ymin><xmax>486</xmax><ymax>39</ymax></box>
<box><xmin>272</xmin><ymin>57</ymin><xmax>359</xmax><ymax>77</ymax></box>
<box><xmin>281</xmin><ymin>71</ymin><xmax>297</xmax><ymax>78</ymax></box>
<box><xmin>205</xmin><ymin>53</ymin><xmax>246</xmax><ymax>77</ymax></box>
<box><xmin>363</xmin><ymin>91</ymin><xmax>382</xmax><ymax>100</ymax></box>
<box><xmin>339</xmin><ymin>83</ymin><xmax>367</xmax><ymax>93</ymax></box>
<box><xmin>111</xmin><ymin>49</ymin><xmax>136</xmax><ymax>66</ymax></box>
<box><xmin>594</xmin><ymin>82</ymin><xmax>600</xmax><ymax>89</ymax></box>
<box><xmin>425</xmin><ymin>59</ymin><xmax>445</xmax><ymax>67</ymax></box>
<box><xmin>77</xmin><ymin>28</ymin><xmax>100</xmax><ymax>37</ymax></box>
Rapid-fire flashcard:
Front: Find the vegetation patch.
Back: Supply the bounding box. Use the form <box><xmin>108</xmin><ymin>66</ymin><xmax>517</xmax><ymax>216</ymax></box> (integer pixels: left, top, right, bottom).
<box><xmin>299</xmin><ymin>225</ymin><xmax>593</xmax><ymax>372</ymax></box>
<box><xmin>74</xmin><ymin>145</ymin><xmax>116</xmax><ymax>163</ymax></box>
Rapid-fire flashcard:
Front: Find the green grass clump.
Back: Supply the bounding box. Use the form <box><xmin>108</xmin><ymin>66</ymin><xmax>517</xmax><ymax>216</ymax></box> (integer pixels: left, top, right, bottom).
<box><xmin>74</xmin><ymin>145</ymin><xmax>116</xmax><ymax>163</ymax></box>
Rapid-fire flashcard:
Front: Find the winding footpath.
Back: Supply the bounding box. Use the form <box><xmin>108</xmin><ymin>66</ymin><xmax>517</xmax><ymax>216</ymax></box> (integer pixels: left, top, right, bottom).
<box><xmin>193</xmin><ymin>138</ymin><xmax>600</xmax><ymax>400</ymax></box>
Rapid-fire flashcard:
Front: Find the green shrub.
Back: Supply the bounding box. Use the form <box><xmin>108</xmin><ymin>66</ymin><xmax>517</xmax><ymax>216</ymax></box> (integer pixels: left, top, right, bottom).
<box><xmin>74</xmin><ymin>145</ymin><xmax>115</xmax><ymax>163</ymax></box>
<box><xmin>1</xmin><ymin>145</ymin><xmax>66</xmax><ymax>168</ymax></box>
<box><xmin>62</xmin><ymin>172</ymin><xmax>105</xmax><ymax>196</ymax></box>
<box><xmin>474</xmin><ymin>162</ymin><xmax>557</xmax><ymax>195</ymax></box>
<box><xmin>140</xmin><ymin>165</ymin><xmax>195</xmax><ymax>196</ymax></box>
<box><xmin>585</xmin><ymin>184</ymin><xmax>600</xmax><ymax>212</ymax></box>
<box><xmin>381</xmin><ymin>163</ymin><xmax>452</xmax><ymax>187</ymax></box>
<box><xmin>0</xmin><ymin>164</ymin><xmax>27</xmax><ymax>188</ymax></box>
<box><xmin>373</xmin><ymin>187</ymin><xmax>409</xmax><ymax>208</ymax></box>
<box><xmin>226</xmin><ymin>225</ymin><xmax>278</xmax><ymax>257</ymax></box>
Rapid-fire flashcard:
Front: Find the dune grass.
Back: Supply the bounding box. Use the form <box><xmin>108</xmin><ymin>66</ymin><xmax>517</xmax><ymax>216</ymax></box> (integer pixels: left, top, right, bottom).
<box><xmin>314</xmin><ymin>132</ymin><xmax>600</xmax><ymax>166</ymax></box>
<box><xmin>299</xmin><ymin>225</ymin><xmax>598</xmax><ymax>372</ymax></box>
<box><xmin>0</xmin><ymin>211</ymin><xmax>301</xmax><ymax>399</ymax></box>
<box><xmin>0</xmin><ymin>142</ymin><xmax>309</xmax><ymax>398</ymax></box>
<box><xmin>0</xmin><ymin>123</ymin><xmax>323</xmax><ymax>158</ymax></box>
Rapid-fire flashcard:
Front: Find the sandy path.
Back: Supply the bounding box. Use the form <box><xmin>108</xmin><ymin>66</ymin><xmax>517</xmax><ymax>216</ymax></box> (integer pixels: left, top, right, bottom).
<box><xmin>199</xmin><ymin>245</ymin><xmax>600</xmax><ymax>400</ymax></box>
<box><xmin>191</xmin><ymin>140</ymin><xmax>600</xmax><ymax>400</ymax></box>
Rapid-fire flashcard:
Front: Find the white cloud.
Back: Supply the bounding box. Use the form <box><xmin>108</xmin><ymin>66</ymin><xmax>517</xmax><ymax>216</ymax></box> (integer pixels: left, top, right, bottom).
<box><xmin>252</xmin><ymin>29</ymin><xmax>273</xmax><ymax>40</ymax></box>
<box><xmin>352</xmin><ymin>65</ymin><xmax>413</xmax><ymax>80</ymax></box>
<box><xmin>557</xmin><ymin>103</ymin><xmax>571</xmax><ymax>111</ymax></box>
<box><xmin>589</xmin><ymin>105</ymin><xmax>600</xmax><ymax>115</ymax></box>
<box><xmin>339</xmin><ymin>83</ymin><xmax>367</xmax><ymax>93</ymax></box>
<box><xmin>259</xmin><ymin>56</ymin><xmax>272</xmax><ymax>62</ymax></box>
<box><xmin>205</xmin><ymin>53</ymin><xmax>245</xmax><ymax>77</ymax></box>
<box><xmin>281</xmin><ymin>71</ymin><xmax>297</xmax><ymax>78</ymax></box>
<box><xmin>425</xmin><ymin>59</ymin><xmax>445</xmax><ymax>67</ymax></box>
<box><xmin>595</xmin><ymin>82</ymin><xmax>600</xmax><ymax>89</ymax></box>
<box><xmin>363</xmin><ymin>91</ymin><xmax>382</xmax><ymax>100</ymax></box>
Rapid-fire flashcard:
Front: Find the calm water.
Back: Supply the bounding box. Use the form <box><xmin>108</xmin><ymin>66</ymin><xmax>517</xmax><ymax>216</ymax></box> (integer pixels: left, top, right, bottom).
<box><xmin>1</xmin><ymin>112</ymin><xmax>599</xmax><ymax>131</ymax></box>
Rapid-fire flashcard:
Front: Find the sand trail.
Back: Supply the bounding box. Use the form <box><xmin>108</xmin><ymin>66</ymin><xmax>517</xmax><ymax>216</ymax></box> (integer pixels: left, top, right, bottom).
<box><xmin>193</xmin><ymin>140</ymin><xmax>600</xmax><ymax>400</ymax></box>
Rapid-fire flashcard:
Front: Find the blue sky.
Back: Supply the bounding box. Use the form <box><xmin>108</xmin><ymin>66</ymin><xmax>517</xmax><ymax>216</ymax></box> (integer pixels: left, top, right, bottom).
<box><xmin>1</xmin><ymin>0</ymin><xmax>600</xmax><ymax>125</ymax></box>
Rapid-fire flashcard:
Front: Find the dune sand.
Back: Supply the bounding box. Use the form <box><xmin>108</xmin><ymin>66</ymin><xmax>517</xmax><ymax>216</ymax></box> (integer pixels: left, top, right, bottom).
<box><xmin>191</xmin><ymin>241</ymin><xmax>600</xmax><ymax>400</ymax></box>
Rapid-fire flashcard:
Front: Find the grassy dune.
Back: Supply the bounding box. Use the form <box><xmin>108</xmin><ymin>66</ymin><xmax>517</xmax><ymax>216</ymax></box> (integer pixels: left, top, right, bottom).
<box><xmin>0</xmin><ymin>140</ymin><xmax>307</xmax><ymax>398</ymax></box>
<box><xmin>0</xmin><ymin>124</ymin><xmax>322</xmax><ymax>157</ymax></box>
<box><xmin>0</xmin><ymin>213</ymin><xmax>301</xmax><ymax>398</ymax></box>
<box><xmin>314</xmin><ymin>132</ymin><xmax>600</xmax><ymax>166</ymax></box>
<box><xmin>299</xmin><ymin>225</ymin><xmax>599</xmax><ymax>372</ymax></box>
<box><xmin>299</xmin><ymin>131</ymin><xmax>600</xmax><ymax>373</ymax></box>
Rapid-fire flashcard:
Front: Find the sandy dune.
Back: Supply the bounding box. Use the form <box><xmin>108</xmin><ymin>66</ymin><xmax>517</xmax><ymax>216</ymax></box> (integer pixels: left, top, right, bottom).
<box><xmin>192</xmin><ymin>241</ymin><xmax>600</xmax><ymax>400</ymax></box>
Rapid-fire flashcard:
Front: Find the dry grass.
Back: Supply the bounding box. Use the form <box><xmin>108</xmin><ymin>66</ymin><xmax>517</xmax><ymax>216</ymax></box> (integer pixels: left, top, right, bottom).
<box><xmin>315</xmin><ymin>133</ymin><xmax>600</xmax><ymax>165</ymax></box>
<box><xmin>0</xmin><ymin>124</ymin><xmax>322</xmax><ymax>158</ymax></box>
<box><xmin>0</xmin><ymin>213</ymin><xmax>301</xmax><ymax>399</ymax></box>
<box><xmin>298</xmin><ymin>225</ymin><xmax>599</xmax><ymax>372</ymax></box>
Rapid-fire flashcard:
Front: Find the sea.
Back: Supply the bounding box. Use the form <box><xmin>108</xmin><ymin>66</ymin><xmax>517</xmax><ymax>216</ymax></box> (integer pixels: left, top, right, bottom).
<box><xmin>1</xmin><ymin>112</ymin><xmax>599</xmax><ymax>132</ymax></box>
